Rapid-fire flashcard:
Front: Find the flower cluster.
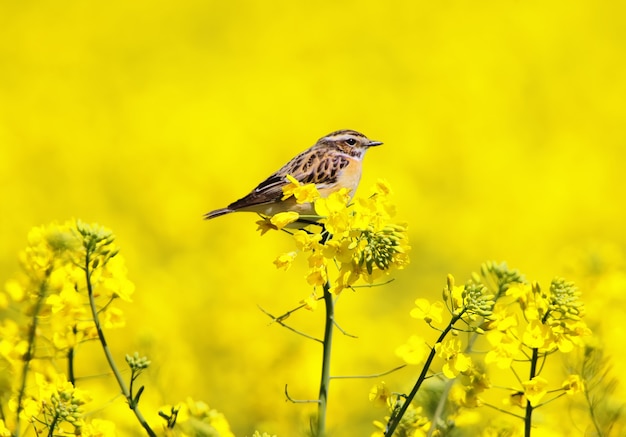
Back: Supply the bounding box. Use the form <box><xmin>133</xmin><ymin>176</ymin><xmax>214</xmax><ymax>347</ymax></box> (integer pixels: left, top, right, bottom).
<box><xmin>161</xmin><ymin>398</ymin><xmax>235</xmax><ymax>437</ymax></box>
<box><xmin>260</xmin><ymin>178</ymin><xmax>410</xmax><ymax>295</ymax></box>
<box><xmin>0</xmin><ymin>221</ymin><xmax>134</xmax><ymax>435</ymax></box>
<box><xmin>1</xmin><ymin>220</ymin><xmax>237</xmax><ymax>437</ymax></box>
<box><xmin>369</xmin><ymin>382</ymin><xmax>430</xmax><ymax>437</ymax></box>
<box><xmin>381</xmin><ymin>263</ymin><xmax>591</xmax><ymax>436</ymax></box>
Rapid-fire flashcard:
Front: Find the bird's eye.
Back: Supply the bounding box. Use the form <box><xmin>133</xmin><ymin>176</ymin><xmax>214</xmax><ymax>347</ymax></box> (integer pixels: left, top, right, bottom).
<box><xmin>345</xmin><ymin>138</ymin><xmax>357</xmax><ymax>146</ymax></box>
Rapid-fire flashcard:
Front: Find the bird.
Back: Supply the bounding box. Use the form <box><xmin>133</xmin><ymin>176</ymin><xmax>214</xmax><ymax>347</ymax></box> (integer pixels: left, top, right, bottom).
<box><xmin>204</xmin><ymin>129</ymin><xmax>382</xmax><ymax>220</ymax></box>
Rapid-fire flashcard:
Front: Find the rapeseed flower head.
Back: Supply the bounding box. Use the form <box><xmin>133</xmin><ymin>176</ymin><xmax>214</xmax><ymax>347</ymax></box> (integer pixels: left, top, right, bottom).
<box><xmin>164</xmin><ymin>397</ymin><xmax>235</xmax><ymax>437</ymax></box>
<box><xmin>281</xmin><ymin>174</ymin><xmax>321</xmax><ymax>204</ymax></box>
<box><xmin>396</xmin><ymin>335</ymin><xmax>429</xmax><ymax>365</ymax></box>
<box><xmin>2</xmin><ymin>220</ymin><xmax>135</xmax><ymax>435</ymax></box>
<box><xmin>270</xmin><ymin>211</ymin><xmax>300</xmax><ymax>229</ymax></box>
<box><xmin>372</xmin><ymin>403</ymin><xmax>430</xmax><ymax>437</ymax></box>
<box><xmin>522</xmin><ymin>376</ymin><xmax>549</xmax><ymax>407</ymax></box>
<box><xmin>436</xmin><ymin>338</ymin><xmax>472</xmax><ymax>379</ymax></box>
<box><xmin>267</xmin><ymin>181</ymin><xmax>410</xmax><ymax>295</ymax></box>
<box><xmin>410</xmin><ymin>299</ymin><xmax>444</xmax><ymax>325</ymax></box>
<box><xmin>485</xmin><ymin>330</ymin><xmax>521</xmax><ymax>369</ymax></box>
<box><xmin>368</xmin><ymin>382</ymin><xmax>391</xmax><ymax>406</ymax></box>
<box><xmin>561</xmin><ymin>374</ymin><xmax>584</xmax><ymax>395</ymax></box>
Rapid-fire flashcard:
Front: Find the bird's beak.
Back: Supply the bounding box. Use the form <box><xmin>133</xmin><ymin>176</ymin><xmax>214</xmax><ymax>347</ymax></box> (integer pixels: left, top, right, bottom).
<box><xmin>367</xmin><ymin>140</ymin><xmax>383</xmax><ymax>147</ymax></box>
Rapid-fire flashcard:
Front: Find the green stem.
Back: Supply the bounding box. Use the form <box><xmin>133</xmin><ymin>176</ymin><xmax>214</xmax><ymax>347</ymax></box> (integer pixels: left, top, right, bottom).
<box><xmin>84</xmin><ymin>251</ymin><xmax>156</xmax><ymax>437</ymax></box>
<box><xmin>524</xmin><ymin>311</ymin><xmax>551</xmax><ymax>437</ymax></box>
<box><xmin>68</xmin><ymin>344</ymin><xmax>76</xmax><ymax>385</ymax></box>
<box><xmin>316</xmin><ymin>280</ymin><xmax>334</xmax><ymax>437</ymax></box>
<box><xmin>385</xmin><ymin>310</ymin><xmax>465</xmax><ymax>437</ymax></box>
<box><xmin>524</xmin><ymin>347</ymin><xmax>539</xmax><ymax>437</ymax></box>
<box><xmin>14</xmin><ymin>273</ymin><xmax>50</xmax><ymax>437</ymax></box>
<box><xmin>427</xmin><ymin>329</ymin><xmax>479</xmax><ymax>437</ymax></box>
<box><xmin>47</xmin><ymin>413</ymin><xmax>59</xmax><ymax>437</ymax></box>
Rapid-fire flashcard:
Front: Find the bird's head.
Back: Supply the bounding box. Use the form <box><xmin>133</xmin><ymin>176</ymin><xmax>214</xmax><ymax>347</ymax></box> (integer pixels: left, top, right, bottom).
<box><xmin>319</xmin><ymin>129</ymin><xmax>383</xmax><ymax>158</ymax></box>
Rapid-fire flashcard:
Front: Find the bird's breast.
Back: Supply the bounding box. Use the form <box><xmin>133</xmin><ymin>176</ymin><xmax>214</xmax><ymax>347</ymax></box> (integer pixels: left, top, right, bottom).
<box><xmin>317</xmin><ymin>158</ymin><xmax>363</xmax><ymax>198</ymax></box>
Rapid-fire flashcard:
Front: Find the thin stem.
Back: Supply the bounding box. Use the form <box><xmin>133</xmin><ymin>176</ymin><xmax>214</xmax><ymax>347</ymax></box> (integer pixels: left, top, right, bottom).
<box><xmin>428</xmin><ymin>327</ymin><xmax>482</xmax><ymax>436</ymax></box>
<box><xmin>524</xmin><ymin>347</ymin><xmax>539</xmax><ymax>437</ymax></box>
<box><xmin>67</xmin><ymin>324</ymin><xmax>78</xmax><ymax>385</ymax></box>
<box><xmin>46</xmin><ymin>413</ymin><xmax>59</xmax><ymax>437</ymax></box>
<box><xmin>316</xmin><ymin>279</ymin><xmax>334</xmax><ymax>437</ymax></box>
<box><xmin>67</xmin><ymin>347</ymin><xmax>76</xmax><ymax>385</ymax></box>
<box><xmin>482</xmin><ymin>402</ymin><xmax>526</xmax><ymax>420</ymax></box>
<box><xmin>284</xmin><ymin>385</ymin><xmax>321</xmax><ymax>404</ymax></box>
<box><xmin>129</xmin><ymin>371</ymin><xmax>136</xmax><ymax>403</ymax></box>
<box><xmin>332</xmin><ymin>319</ymin><xmax>358</xmax><ymax>338</ymax></box>
<box><xmin>385</xmin><ymin>310</ymin><xmax>465</xmax><ymax>437</ymax></box>
<box><xmin>534</xmin><ymin>391</ymin><xmax>566</xmax><ymax>408</ymax></box>
<box><xmin>15</xmin><ymin>273</ymin><xmax>50</xmax><ymax>437</ymax></box>
<box><xmin>84</xmin><ymin>250</ymin><xmax>156</xmax><ymax>437</ymax></box>
<box><xmin>331</xmin><ymin>364</ymin><xmax>406</xmax><ymax>380</ymax></box>
<box><xmin>258</xmin><ymin>305</ymin><xmax>323</xmax><ymax>344</ymax></box>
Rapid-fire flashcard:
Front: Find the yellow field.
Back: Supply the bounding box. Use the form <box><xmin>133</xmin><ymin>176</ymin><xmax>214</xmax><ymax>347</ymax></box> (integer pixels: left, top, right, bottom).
<box><xmin>1</xmin><ymin>1</ymin><xmax>625</xmax><ymax>436</ymax></box>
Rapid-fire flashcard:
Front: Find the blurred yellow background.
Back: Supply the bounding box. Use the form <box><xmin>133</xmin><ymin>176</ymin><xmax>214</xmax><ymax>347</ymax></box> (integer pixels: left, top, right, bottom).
<box><xmin>1</xmin><ymin>0</ymin><xmax>625</xmax><ymax>435</ymax></box>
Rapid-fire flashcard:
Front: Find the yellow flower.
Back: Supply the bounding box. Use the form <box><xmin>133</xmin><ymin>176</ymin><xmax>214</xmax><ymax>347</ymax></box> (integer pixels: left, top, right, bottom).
<box><xmin>4</xmin><ymin>280</ymin><xmax>24</xmax><ymax>302</ymax></box>
<box><xmin>505</xmin><ymin>391</ymin><xmax>527</xmax><ymax>409</ymax></box>
<box><xmin>562</xmin><ymin>374</ymin><xmax>584</xmax><ymax>395</ymax></box>
<box><xmin>450</xmin><ymin>285</ymin><xmax>466</xmax><ymax>309</ymax></box>
<box><xmin>372</xmin><ymin>404</ymin><xmax>430</xmax><ymax>436</ymax></box>
<box><xmin>330</xmin><ymin>264</ymin><xmax>361</xmax><ymax>295</ymax></box>
<box><xmin>293</xmin><ymin>230</ymin><xmax>322</xmax><ymax>251</ymax></box>
<box><xmin>522</xmin><ymin>320</ymin><xmax>555</xmax><ymax>350</ymax></box>
<box><xmin>80</xmin><ymin>419</ymin><xmax>117</xmax><ymax>437</ymax></box>
<box><xmin>256</xmin><ymin>216</ymin><xmax>277</xmax><ymax>235</ymax></box>
<box><xmin>322</xmin><ymin>238</ymin><xmax>357</xmax><ymax>264</ymax></box>
<box><xmin>306</xmin><ymin>268</ymin><xmax>327</xmax><ymax>287</ymax></box>
<box><xmin>506</xmin><ymin>283</ymin><xmax>532</xmax><ymax>301</ymax></box>
<box><xmin>368</xmin><ymin>382</ymin><xmax>390</xmax><ymax>406</ymax></box>
<box><xmin>374</xmin><ymin>178</ymin><xmax>393</xmax><ymax>196</ymax></box>
<box><xmin>522</xmin><ymin>376</ymin><xmax>549</xmax><ymax>406</ymax></box>
<box><xmin>410</xmin><ymin>299</ymin><xmax>444</xmax><ymax>324</ymax></box>
<box><xmin>46</xmin><ymin>276</ymin><xmax>84</xmax><ymax>314</ymax></box>
<box><xmin>101</xmin><ymin>255</ymin><xmax>134</xmax><ymax>302</ymax></box>
<box><xmin>0</xmin><ymin>420</ymin><xmax>11</xmax><ymax>437</ymax></box>
<box><xmin>395</xmin><ymin>335</ymin><xmax>429</xmax><ymax>365</ymax></box>
<box><xmin>315</xmin><ymin>188</ymin><xmax>352</xmax><ymax>235</ymax></box>
<box><xmin>102</xmin><ymin>307</ymin><xmax>126</xmax><ymax>329</ymax></box>
<box><xmin>524</xmin><ymin>283</ymin><xmax>550</xmax><ymax>321</ymax></box>
<box><xmin>281</xmin><ymin>174</ymin><xmax>320</xmax><ymax>203</ymax></box>
<box><xmin>281</xmin><ymin>174</ymin><xmax>301</xmax><ymax>200</ymax></box>
<box><xmin>177</xmin><ymin>398</ymin><xmax>235</xmax><ymax>437</ymax></box>
<box><xmin>294</xmin><ymin>184</ymin><xmax>320</xmax><ymax>204</ymax></box>
<box><xmin>482</xmin><ymin>303</ymin><xmax>518</xmax><ymax>332</ymax></box>
<box><xmin>274</xmin><ymin>252</ymin><xmax>297</xmax><ymax>271</ymax></box>
<box><xmin>307</xmin><ymin>252</ymin><xmax>326</xmax><ymax>268</ymax></box>
<box><xmin>270</xmin><ymin>211</ymin><xmax>300</xmax><ymax>229</ymax></box>
<box><xmin>52</xmin><ymin>327</ymin><xmax>84</xmax><ymax>350</ymax></box>
<box><xmin>485</xmin><ymin>330</ymin><xmax>521</xmax><ymax>369</ymax></box>
<box><xmin>300</xmin><ymin>291</ymin><xmax>318</xmax><ymax>311</ymax></box>
<box><xmin>436</xmin><ymin>338</ymin><xmax>472</xmax><ymax>378</ymax></box>
<box><xmin>16</xmin><ymin>398</ymin><xmax>41</xmax><ymax>420</ymax></box>
<box><xmin>551</xmin><ymin>319</ymin><xmax>591</xmax><ymax>352</ymax></box>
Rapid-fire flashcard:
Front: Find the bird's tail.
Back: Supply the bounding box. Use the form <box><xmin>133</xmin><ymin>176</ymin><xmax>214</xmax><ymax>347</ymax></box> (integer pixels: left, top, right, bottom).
<box><xmin>203</xmin><ymin>208</ymin><xmax>234</xmax><ymax>220</ymax></box>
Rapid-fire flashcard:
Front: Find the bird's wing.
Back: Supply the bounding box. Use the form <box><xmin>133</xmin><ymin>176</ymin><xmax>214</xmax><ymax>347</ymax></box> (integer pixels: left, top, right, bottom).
<box><xmin>227</xmin><ymin>147</ymin><xmax>351</xmax><ymax>211</ymax></box>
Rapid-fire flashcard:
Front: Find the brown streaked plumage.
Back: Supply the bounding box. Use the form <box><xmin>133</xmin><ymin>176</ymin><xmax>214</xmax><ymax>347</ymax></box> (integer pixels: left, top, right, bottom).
<box><xmin>204</xmin><ymin>130</ymin><xmax>382</xmax><ymax>220</ymax></box>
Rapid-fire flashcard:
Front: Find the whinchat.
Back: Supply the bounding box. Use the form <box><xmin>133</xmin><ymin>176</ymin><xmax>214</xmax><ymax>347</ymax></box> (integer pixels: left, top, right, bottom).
<box><xmin>204</xmin><ymin>130</ymin><xmax>382</xmax><ymax>220</ymax></box>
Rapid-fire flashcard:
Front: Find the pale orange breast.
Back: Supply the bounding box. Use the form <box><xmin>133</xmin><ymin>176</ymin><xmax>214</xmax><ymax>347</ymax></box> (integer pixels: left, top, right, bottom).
<box><xmin>317</xmin><ymin>157</ymin><xmax>363</xmax><ymax>199</ymax></box>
